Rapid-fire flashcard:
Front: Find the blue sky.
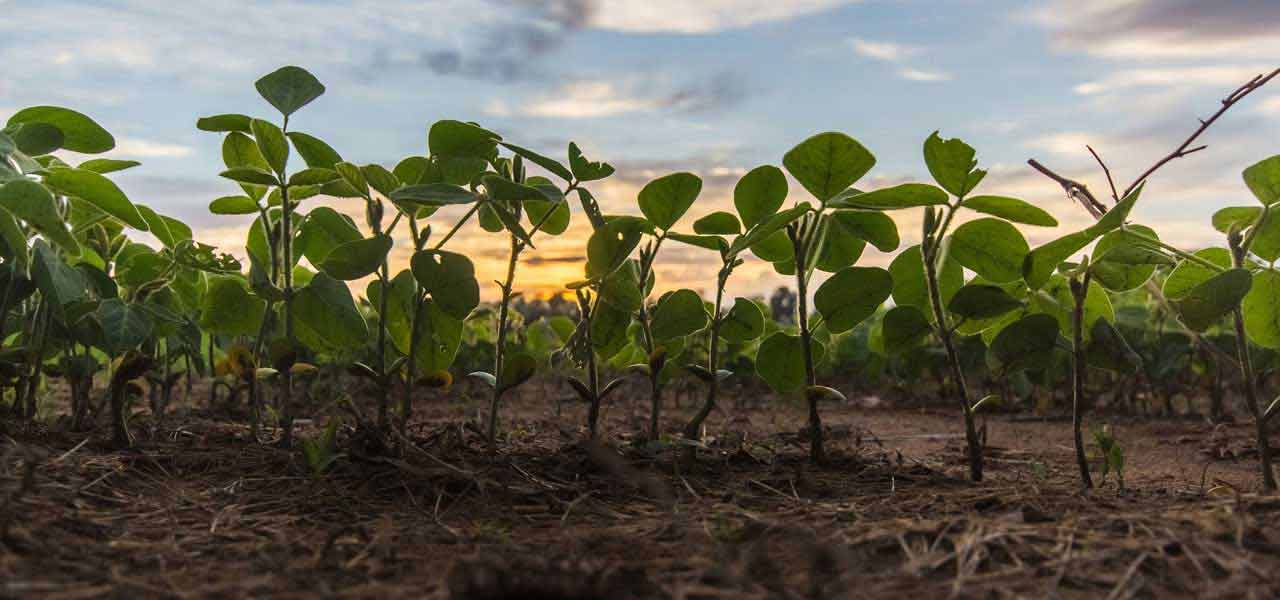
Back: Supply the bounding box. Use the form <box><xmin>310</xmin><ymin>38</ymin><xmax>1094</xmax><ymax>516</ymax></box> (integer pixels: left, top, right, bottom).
<box><xmin>3</xmin><ymin>0</ymin><xmax>1279</xmax><ymax>298</ymax></box>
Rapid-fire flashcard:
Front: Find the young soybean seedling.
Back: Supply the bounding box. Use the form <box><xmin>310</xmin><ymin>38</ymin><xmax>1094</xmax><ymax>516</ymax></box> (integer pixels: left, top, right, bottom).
<box><xmin>455</xmin><ymin>133</ymin><xmax>607</xmax><ymax>446</ymax></box>
<box><xmin>663</xmin><ymin>168</ymin><xmax>817</xmax><ymax>458</ymax></box>
<box><xmin>200</xmin><ymin>65</ymin><xmax>331</xmax><ymax>445</ymax></box>
<box><xmin>754</xmin><ymin>132</ymin><xmax>883</xmax><ymax>464</ymax></box>
<box><xmin>1205</xmin><ymin>154</ymin><xmax>1280</xmax><ymax>491</ymax></box>
<box><xmin>857</xmin><ymin>133</ymin><xmax>1056</xmax><ymax>481</ymax></box>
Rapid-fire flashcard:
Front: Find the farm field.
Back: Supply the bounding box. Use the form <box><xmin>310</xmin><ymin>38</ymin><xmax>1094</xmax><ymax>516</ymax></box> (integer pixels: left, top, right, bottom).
<box><xmin>2</xmin><ymin>48</ymin><xmax>1280</xmax><ymax>599</ymax></box>
<box><xmin>4</xmin><ymin>383</ymin><xmax>1280</xmax><ymax>599</ymax></box>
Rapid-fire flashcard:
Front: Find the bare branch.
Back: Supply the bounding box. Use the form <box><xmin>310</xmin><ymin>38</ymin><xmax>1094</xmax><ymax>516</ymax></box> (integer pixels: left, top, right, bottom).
<box><xmin>1120</xmin><ymin>68</ymin><xmax>1279</xmax><ymax>198</ymax></box>
<box><xmin>1026</xmin><ymin>159</ymin><xmax>1107</xmax><ymax>219</ymax></box>
<box><xmin>1086</xmin><ymin>145</ymin><xmax>1119</xmax><ymax>203</ymax></box>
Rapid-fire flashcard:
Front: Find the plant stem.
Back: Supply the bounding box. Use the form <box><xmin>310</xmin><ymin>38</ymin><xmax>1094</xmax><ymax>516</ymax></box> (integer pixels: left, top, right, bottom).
<box><xmin>1070</xmin><ymin>275</ymin><xmax>1095</xmax><ymax>489</ymax></box>
<box><xmin>924</xmin><ymin>205</ymin><xmax>983</xmax><ymax>482</ymax></box>
<box><xmin>789</xmin><ymin>216</ymin><xmax>824</xmax><ymax>464</ymax></box>
<box><xmin>583</xmin><ymin>294</ymin><xmax>603</xmax><ymax>439</ymax></box>
<box><xmin>276</xmin><ymin>116</ymin><xmax>296</xmax><ymax>449</ymax></box>
<box><xmin>487</xmin><ymin>235</ymin><xmax>521</xmax><ymax>447</ymax></box>
<box><xmin>1230</xmin><ymin>242</ymin><xmax>1277</xmax><ymax>492</ymax></box>
<box><xmin>636</xmin><ymin>237</ymin><xmax>666</xmax><ymax>441</ymax></box>
<box><xmin>683</xmin><ymin>264</ymin><xmax>730</xmax><ymax>458</ymax></box>
<box><xmin>375</xmin><ymin>252</ymin><xmax>391</xmax><ymax>429</ymax></box>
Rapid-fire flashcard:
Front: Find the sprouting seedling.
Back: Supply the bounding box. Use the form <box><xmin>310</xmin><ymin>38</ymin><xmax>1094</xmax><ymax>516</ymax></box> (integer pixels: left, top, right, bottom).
<box><xmin>1202</xmin><ymin>153</ymin><xmax>1280</xmax><ymax>492</ymax></box>
<box><xmin>1091</xmin><ymin>425</ymin><xmax>1125</xmax><ymax>491</ymax></box>
<box><xmin>445</xmin><ymin>132</ymin><xmax>602</xmax><ymax>447</ymax></box>
<box><xmin>860</xmin><ymin>132</ymin><xmax>1060</xmax><ymax>481</ymax></box>
<box><xmin>660</xmin><ymin>167</ymin><xmax>816</xmax><ymax>458</ymax></box>
<box><xmin>302</xmin><ymin>418</ymin><xmax>343</xmax><ymax>477</ymax></box>
<box><xmin>108</xmin><ymin>350</ymin><xmax>154</xmax><ymax>448</ymax></box>
<box><xmin>748</xmin><ymin>132</ymin><xmax>882</xmax><ymax>464</ymax></box>
<box><xmin>199</xmin><ymin>65</ymin><xmax>330</xmax><ymax>446</ymax></box>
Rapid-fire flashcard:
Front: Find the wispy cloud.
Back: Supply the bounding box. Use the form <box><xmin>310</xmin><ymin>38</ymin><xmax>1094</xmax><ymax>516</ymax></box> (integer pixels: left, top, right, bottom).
<box><xmin>1029</xmin><ymin>0</ymin><xmax>1280</xmax><ymax>60</ymax></box>
<box><xmin>898</xmin><ymin>68</ymin><xmax>951</xmax><ymax>82</ymax></box>
<box><xmin>848</xmin><ymin>36</ymin><xmax>950</xmax><ymax>83</ymax></box>
<box><xmin>490</xmin><ymin>72</ymin><xmax>749</xmax><ymax>119</ymax></box>
<box><xmin>114</xmin><ymin>138</ymin><xmax>195</xmax><ymax>158</ymax></box>
<box><xmin>850</xmin><ymin>38</ymin><xmax>918</xmax><ymax>62</ymax></box>
<box><xmin>1073</xmin><ymin>65</ymin><xmax>1276</xmax><ymax>95</ymax></box>
<box><xmin>590</xmin><ymin>0</ymin><xmax>860</xmax><ymax>34</ymax></box>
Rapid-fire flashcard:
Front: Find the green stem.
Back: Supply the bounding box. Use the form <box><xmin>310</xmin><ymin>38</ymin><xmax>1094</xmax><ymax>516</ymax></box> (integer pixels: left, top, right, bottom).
<box><xmin>1070</xmin><ymin>274</ymin><xmax>1094</xmax><ymax>489</ymax></box>
<box><xmin>487</xmin><ymin>235</ymin><xmax>521</xmax><ymax>447</ymax></box>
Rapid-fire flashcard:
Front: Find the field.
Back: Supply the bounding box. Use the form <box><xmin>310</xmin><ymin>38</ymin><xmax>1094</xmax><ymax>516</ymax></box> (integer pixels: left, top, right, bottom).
<box><xmin>4</xmin><ymin>381</ymin><xmax>1280</xmax><ymax>599</ymax></box>
<box><xmin>3</xmin><ymin>64</ymin><xmax>1280</xmax><ymax>599</ymax></box>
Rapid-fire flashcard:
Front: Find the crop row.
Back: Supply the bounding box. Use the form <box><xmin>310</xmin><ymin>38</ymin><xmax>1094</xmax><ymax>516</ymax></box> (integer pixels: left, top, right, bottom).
<box><xmin>2</xmin><ymin>66</ymin><xmax>1279</xmax><ymax>491</ymax></box>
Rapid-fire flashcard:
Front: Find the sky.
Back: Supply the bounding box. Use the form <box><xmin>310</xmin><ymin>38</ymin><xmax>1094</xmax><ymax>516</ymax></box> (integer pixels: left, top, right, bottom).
<box><xmin>2</xmin><ymin>0</ymin><xmax>1279</xmax><ymax>301</ymax></box>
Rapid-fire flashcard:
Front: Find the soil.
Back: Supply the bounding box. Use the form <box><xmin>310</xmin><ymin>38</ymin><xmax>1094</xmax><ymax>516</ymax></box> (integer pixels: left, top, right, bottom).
<box><xmin>3</xmin><ymin>378</ymin><xmax>1280</xmax><ymax>599</ymax></box>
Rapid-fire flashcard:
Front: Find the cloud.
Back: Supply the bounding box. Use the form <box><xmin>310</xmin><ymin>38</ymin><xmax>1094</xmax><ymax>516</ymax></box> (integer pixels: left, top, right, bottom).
<box><xmin>113</xmin><ymin>138</ymin><xmax>195</xmax><ymax>158</ymax></box>
<box><xmin>847</xmin><ymin>37</ymin><xmax>950</xmax><ymax>82</ymax></box>
<box><xmin>898</xmin><ymin>68</ymin><xmax>951</xmax><ymax>82</ymax></box>
<box><xmin>495</xmin><ymin>72</ymin><xmax>748</xmax><ymax>119</ymax></box>
<box><xmin>589</xmin><ymin>0</ymin><xmax>859</xmax><ymax>34</ymax></box>
<box><xmin>850</xmin><ymin>38</ymin><xmax>918</xmax><ymax>62</ymax></box>
<box><xmin>1030</xmin><ymin>0</ymin><xmax>1280</xmax><ymax>60</ymax></box>
<box><xmin>1259</xmin><ymin>96</ymin><xmax>1280</xmax><ymax>117</ymax></box>
<box><xmin>1073</xmin><ymin>64</ymin><xmax>1276</xmax><ymax>95</ymax></box>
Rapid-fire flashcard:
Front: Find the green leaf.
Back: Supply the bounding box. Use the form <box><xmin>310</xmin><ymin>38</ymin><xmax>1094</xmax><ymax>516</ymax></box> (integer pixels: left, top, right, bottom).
<box><xmin>220</xmin><ymin>167</ymin><xmax>279</xmax><ymax>187</ymax></box>
<box><xmin>667</xmin><ymin>232</ymin><xmax>728</xmax><ymax>252</ymax></box>
<box><xmin>1212</xmin><ymin>206</ymin><xmax>1261</xmax><ymax>233</ymax></box>
<box><xmin>814</xmin><ymin>267</ymin><xmax>892</xmax><ymax>333</ymax></box>
<box><xmin>692</xmin><ymin>211</ymin><xmax>740</xmax><ymax>235</ymax></box>
<box><xmin>1244</xmin><ymin>155</ymin><xmax>1280</xmax><ymax>206</ymax></box>
<box><xmin>948</xmin><ymin>284</ymin><xmax>1022</xmax><ymax>319</ymax></box>
<box><xmin>412</xmin><ymin>300</ymin><xmax>463</xmax><ymax>373</ymax></box>
<box><xmin>391</xmin><ymin>183</ymin><xmax>476</xmax><ymax>207</ymax></box>
<box><xmin>31</xmin><ymin>240</ymin><xmax>87</xmax><ymax>309</ymax></box>
<box><xmin>77</xmin><ymin>159</ymin><xmax>140</xmax><ymax>175</ymax></box>
<box><xmin>297</xmin><ymin>206</ymin><xmax>361</xmax><ymax>265</ymax></box>
<box><xmin>197</xmin><ymin>113</ymin><xmax>252</xmax><ymax>133</ymax></box>
<box><xmin>598</xmin><ymin>261</ymin><xmax>643</xmax><ymax>312</ymax></box>
<box><xmin>286</xmin><ymin>131</ymin><xmax>343</xmax><ymax>169</ymax></box>
<box><xmin>1035</xmin><ymin>276</ymin><xmax>1114</xmax><ymax>341</ymax></box>
<box><xmin>318</xmin><ymin>234</ymin><xmax>393</xmax><ymax>280</ymax></box>
<box><xmin>42</xmin><ymin>167</ymin><xmax>148</xmax><ymax>230</ymax></box>
<box><xmin>961</xmin><ymin>195</ymin><xmax>1057</xmax><ymax>226</ymax></box>
<box><xmin>250</xmin><ymin>119</ymin><xmax>289</xmax><ymax>174</ymax></box>
<box><xmin>255</xmin><ymin>66</ymin><xmax>325</xmax><ymax>117</ymax></box>
<box><xmin>1244</xmin><ymin>268</ymin><xmax>1280</xmax><ymax>349</ymax></box>
<box><xmin>1163</xmin><ymin>248</ymin><xmax>1232</xmax><ymax>300</ymax></box>
<box><xmin>429</xmin><ymin>120</ymin><xmax>499</xmax><ymax>159</ymax></box>
<box><xmin>200</xmin><ymin>275</ymin><xmax>265</xmax><ymax>337</ymax></box>
<box><xmin>923</xmin><ymin>131</ymin><xmax>984</xmax><ymax>197</ymax></box>
<box><xmin>586</xmin><ymin>218</ymin><xmax>643</xmax><ymax>280</ymax></box>
<box><xmin>293</xmin><ymin>273</ymin><xmax>369</xmax><ymax>353</ymax></box>
<box><xmin>730</xmin><ymin>203</ymin><xmax>812</xmax><ymax>258</ymax></box>
<box><xmin>889</xmin><ymin>244</ymin><xmax>962</xmax><ymax>311</ymax></box>
<box><xmin>949</xmin><ymin>218</ymin><xmax>1028</xmax><ymax>283</ymax></box>
<box><xmin>567</xmin><ymin>142</ymin><xmax>613</xmax><ymax>181</ymax></box>
<box><xmin>829</xmin><ymin>183</ymin><xmax>948</xmax><ymax>210</ymax></box>
<box><xmin>734</xmin><ymin>165</ymin><xmax>787</xmax><ymax>228</ymax></box>
<box><xmin>990</xmin><ymin>313</ymin><xmax>1060</xmax><ymax>372</ymax></box>
<box><xmin>832</xmin><ymin>210</ymin><xmax>899</xmax><ymax>252</ymax></box>
<box><xmin>1023</xmin><ymin>230</ymin><xmax>1095</xmax><ymax>290</ymax></box>
<box><xmin>525</xmin><ymin>197</ymin><xmax>570</xmax><ymax>235</ymax></box>
<box><xmin>97</xmin><ymin>299</ymin><xmax>153</xmax><ymax>353</ymax></box>
<box><xmin>1093</xmin><ymin>183</ymin><xmax>1142</xmax><ymax>234</ymax></box>
<box><xmin>499</xmin><ymin>142</ymin><xmax>573</xmax><ymax>181</ymax></box>
<box><xmin>135</xmin><ymin>205</ymin><xmax>191</xmax><ymax>249</ymax></box>
<box><xmin>500</xmin><ymin>352</ymin><xmax>537</xmax><ymax>392</ymax></box>
<box><xmin>814</xmin><ymin>213</ymin><xmax>865</xmax><ymax>272</ymax></box>
<box><xmin>748</xmin><ymin>229</ymin><xmax>792</xmax><ymax>262</ymax></box>
<box><xmin>1091</xmin><ymin>225</ymin><xmax>1161</xmax><ymax>292</ymax></box>
<box><xmin>8</xmin><ymin>106</ymin><xmax>114</xmax><ymax>154</ymax></box>
<box><xmin>1171</xmin><ymin>268</ymin><xmax>1252</xmax><ymax>332</ymax></box>
<box><xmin>638</xmin><ymin>172</ymin><xmax>702</xmax><ymax>231</ymax></box>
<box><xmin>0</xmin><ymin>179</ymin><xmax>78</xmax><ymax>253</ymax></box>
<box><xmin>393</xmin><ymin>156</ymin><xmax>433</xmax><ymax>186</ymax></box>
<box><xmin>651</xmin><ymin>289</ymin><xmax>708</xmax><ymax>341</ymax></box>
<box><xmin>755</xmin><ymin>332</ymin><xmax>824</xmax><ymax>393</ymax></box>
<box><xmin>783</xmin><ymin>132</ymin><xmax>876</xmax><ymax>203</ymax></box>
<box><xmin>411</xmin><ymin>250</ymin><xmax>480</xmax><ymax>319</ymax></box>
<box><xmin>720</xmin><ymin>298</ymin><xmax>764</xmax><ymax>343</ymax></box>
<box><xmin>362</xmin><ymin>164</ymin><xmax>399</xmax><ymax>198</ymax></box>
<box><xmin>286</xmin><ymin>167</ymin><xmax>339</xmax><ymax>187</ymax></box>
<box><xmin>482</xmin><ymin>175</ymin><xmax>543</xmax><ymax>203</ymax></box>
<box><xmin>882</xmin><ymin>305</ymin><xmax>931</xmax><ymax>355</ymax></box>
<box><xmin>0</xmin><ymin>210</ymin><xmax>29</xmax><ymax>269</ymax></box>
<box><xmin>11</xmin><ymin>122</ymin><xmax>64</xmax><ymax>155</ymax></box>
